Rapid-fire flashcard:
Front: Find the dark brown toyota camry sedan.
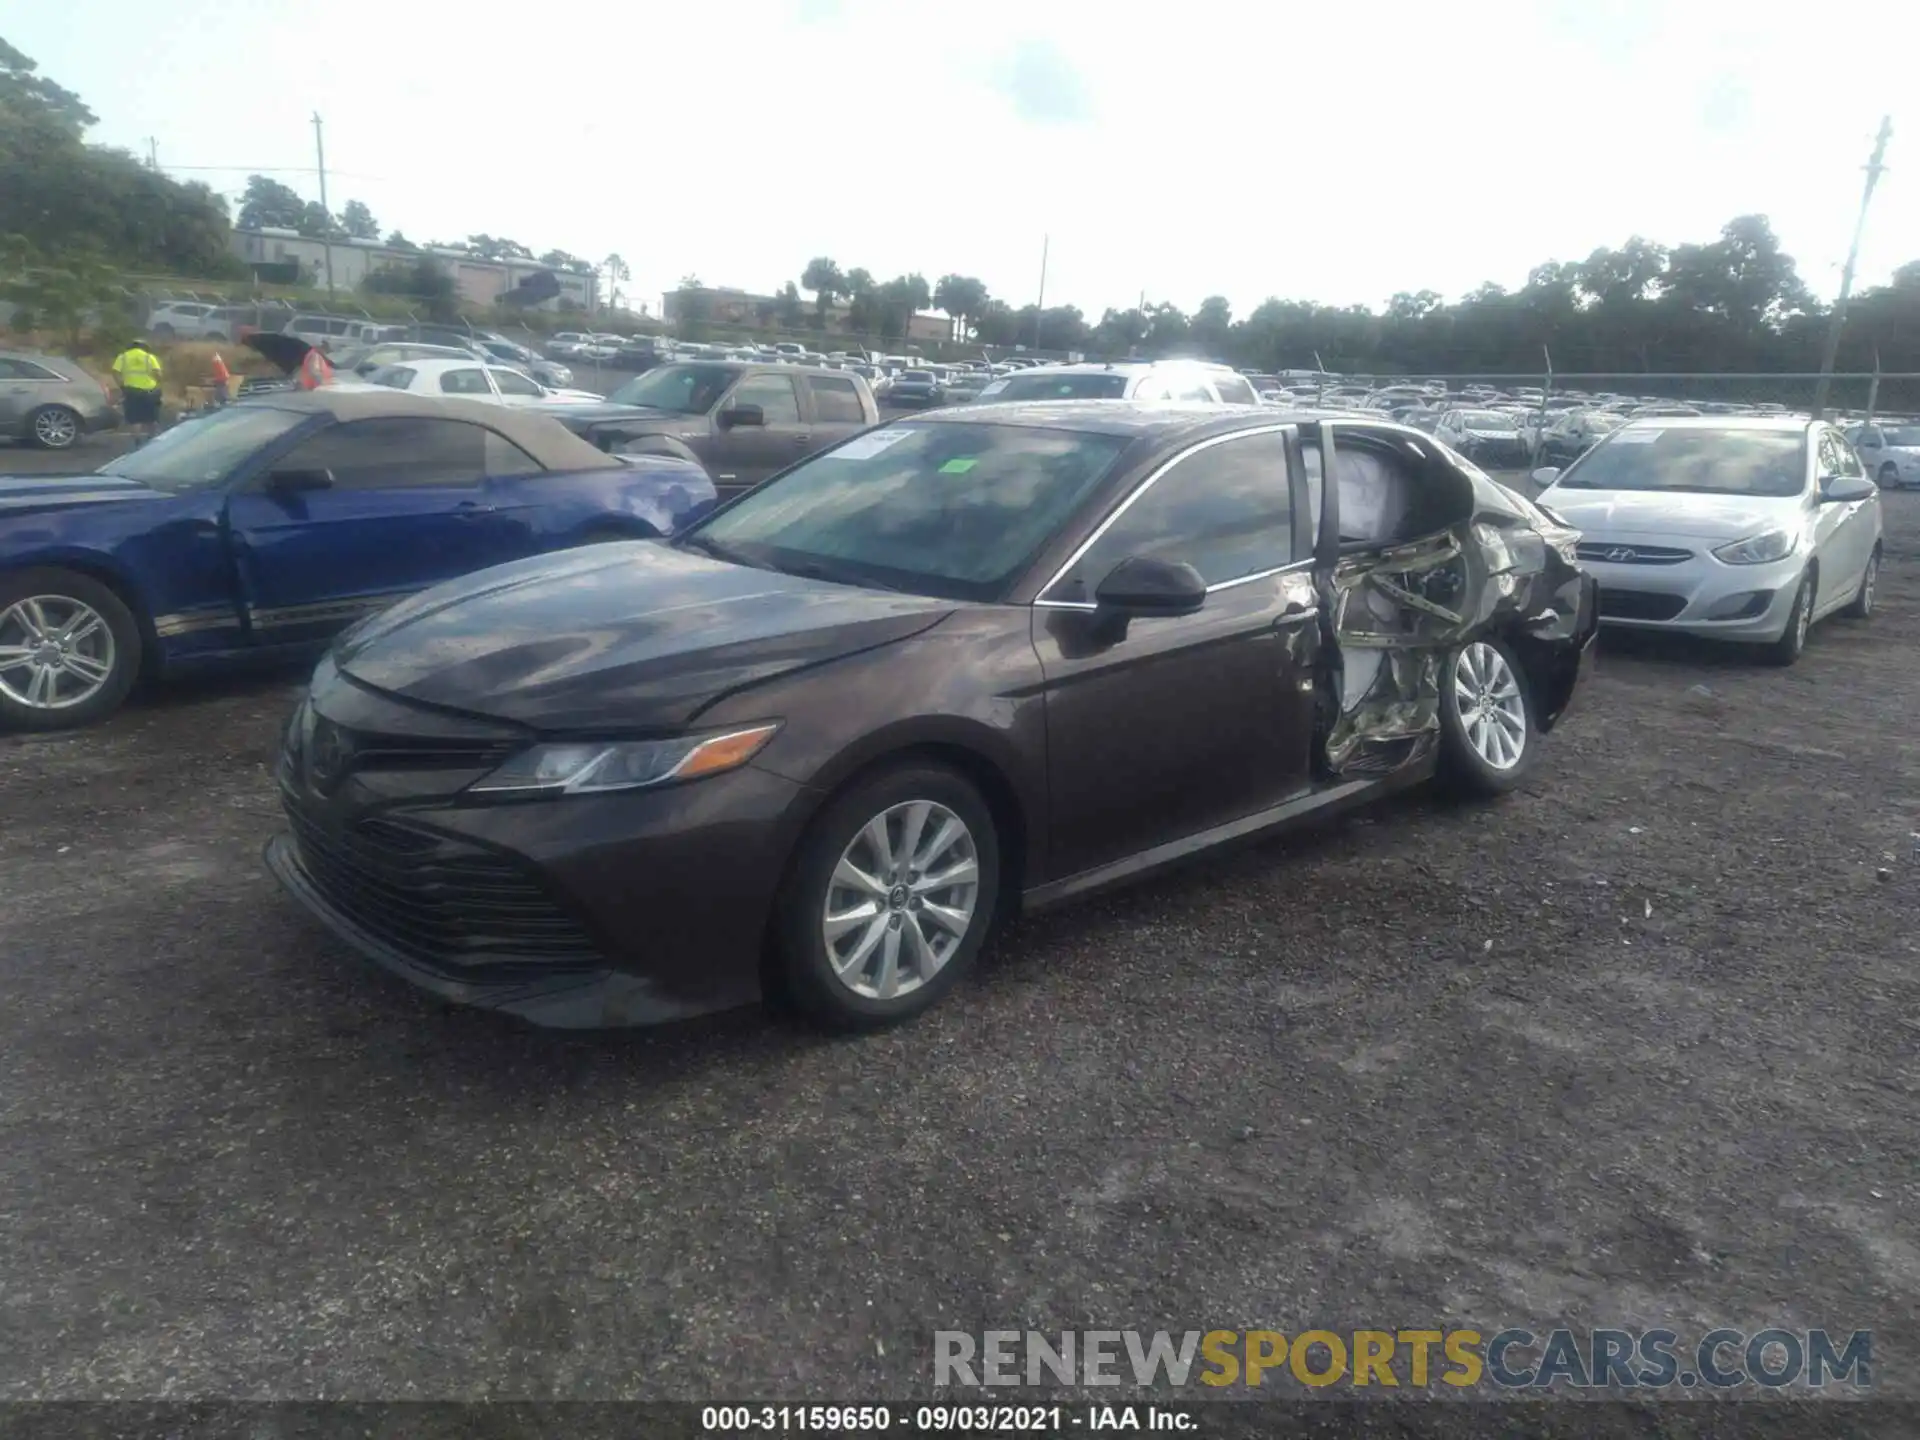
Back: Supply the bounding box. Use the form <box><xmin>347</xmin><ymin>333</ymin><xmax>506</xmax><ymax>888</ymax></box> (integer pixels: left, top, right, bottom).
<box><xmin>267</xmin><ymin>403</ymin><xmax>1597</xmax><ymax>1030</ymax></box>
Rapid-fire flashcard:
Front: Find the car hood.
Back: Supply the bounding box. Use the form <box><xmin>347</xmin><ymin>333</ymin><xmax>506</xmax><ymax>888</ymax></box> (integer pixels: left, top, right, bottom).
<box><xmin>0</xmin><ymin>473</ymin><xmax>163</xmax><ymax>518</ymax></box>
<box><xmin>333</xmin><ymin>542</ymin><xmax>957</xmax><ymax>731</ymax></box>
<box><xmin>540</xmin><ymin>402</ymin><xmax>703</xmax><ymax>429</ymax></box>
<box><xmin>1539</xmin><ymin>486</ymin><xmax>1801</xmax><ymax>541</ymax></box>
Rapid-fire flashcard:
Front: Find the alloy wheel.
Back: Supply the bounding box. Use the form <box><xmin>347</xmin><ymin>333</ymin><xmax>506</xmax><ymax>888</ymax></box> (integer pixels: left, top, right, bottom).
<box><xmin>1453</xmin><ymin>642</ymin><xmax>1527</xmax><ymax>771</ymax></box>
<box><xmin>821</xmin><ymin>799</ymin><xmax>980</xmax><ymax>1001</ymax></box>
<box><xmin>32</xmin><ymin>408</ymin><xmax>78</xmax><ymax>449</ymax></box>
<box><xmin>0</xmin><ymin>595</ymin><xmax>117</xmax><ymax>710</ymax></box>
<box><xmin>1795</xmin><ymin>578</ymin><xmax>1813</xmax><ymax>651</ymax></box>
<box><xmin>1861</xmin><ymin>556</ymin><xmax>1878</xmax><ymax>615</ymax></box>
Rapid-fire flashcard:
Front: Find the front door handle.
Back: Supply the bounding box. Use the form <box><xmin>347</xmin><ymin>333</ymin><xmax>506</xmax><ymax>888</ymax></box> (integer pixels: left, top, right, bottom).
<box><xmin>792</xmin><ymin>433</ymin><xmax>812</xmax><ymax>446</ymax></box>
<box><xmin>1275</xmin><ymin>601</ymin><xmax>1316</xmax><ymax>623</ymax></box>
<box><xmin>453</xmin><ymin>501</ymin><xmax>497</xmax><ymax>518</ymax></box>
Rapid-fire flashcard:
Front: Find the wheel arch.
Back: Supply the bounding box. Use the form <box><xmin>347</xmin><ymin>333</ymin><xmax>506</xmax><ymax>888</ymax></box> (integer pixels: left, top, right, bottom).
<box><xmin>0</xmin><ymin>554</ymin><xmax>158</xmax><ymax>670</ymax></box>
<box><xmin>755</xmin><ymin>726</ymin><xmax>1036</xmax><ymax>1002</ymax></box>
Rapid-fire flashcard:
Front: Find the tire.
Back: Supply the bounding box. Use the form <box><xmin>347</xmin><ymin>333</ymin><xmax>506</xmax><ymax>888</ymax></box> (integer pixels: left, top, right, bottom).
<box><xmin>776</xmin><ymin>762</ymin><xmax>1001</xmax><ymax>1031</ymax></box>
<box><xmin>0</xmin><ymin>568</ymin><xmax>143</xmax><ymax>731</ymax></box>
<box><xmin>152</xmin><ymin>323</ymin><xmax>175</xmax><ymax>337</ymax></box>
<box><xmin>27</xmin><ymin>405</ymin><xmax>81</xmax><ymax>451</ymax></box>
<box><xmin>1761</xmin><ymin>569</ymin><xmax>1814</xmax><ymax>666</ymax></box>
<box><xmin>1878</xmin><ymin>463</ymin><xmax>1900</xmax><ymax>490</ymax></box>
<box><xmin>1842</xmin><ymin>546</ymin><xmax>1880</xmax><ymax>620</ymax></box>
<box><xmin>1437</xmin><ymin>636</ymin><xmax>1538</xmax><ymax>797</ymax></box>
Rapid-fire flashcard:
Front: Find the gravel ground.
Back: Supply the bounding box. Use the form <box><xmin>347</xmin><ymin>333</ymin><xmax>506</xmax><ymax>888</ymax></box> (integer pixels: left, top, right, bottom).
<box><xmin>0</xmin><ymin>453</ymin><xmax>1916</xmax><ymax>1420</ymax></box>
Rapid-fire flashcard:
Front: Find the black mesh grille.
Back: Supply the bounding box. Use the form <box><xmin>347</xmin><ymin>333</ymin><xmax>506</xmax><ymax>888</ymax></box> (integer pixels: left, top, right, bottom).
<box><xmin>281</xmin><ymin>795</ymin><xmax>603</xmax><ymax>977</ymax></box>
<box><xmin>1597</xmin><ymin>588</ymin><xmax>1687</xmax><ymax>621</ymax></box>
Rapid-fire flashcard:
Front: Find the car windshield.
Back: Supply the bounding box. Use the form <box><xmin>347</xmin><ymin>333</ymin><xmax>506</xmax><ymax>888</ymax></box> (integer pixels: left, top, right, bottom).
<box><xmin>681</xmin><ymin>422</ymin><xmax>1133</xmax><ymax>602</ymax></box>
<box><xmin>605</xmin><ymin>364</ymin><xmax>737</xmax><ymax>413</ymax></box>
<box><xmin>1880</xmin><ymin>426</ymin><xmax>1920</xmax><ymax>446</ymax></box>
<box><xmin>102</xmin><ymin>404</ymin><xmax>308</xmax><ymax>492</ymax></box>
<box><xmin>1554</xmin><ymin>428</ymin><xmax>1807</xmax><ymax>496</ymax></box>
<box><xmin>984</xmin><ymin>373</ymin><xmax>1130</xmax><ymax>401</ymax></box>
<box><xmin>1458</xmin><ymin>411</ymin><xmax>1518</xmax><ymax>430</ymax></box>
<box><xmin>900</xmin><ymin>371</ymin><xmax>934</xmax><ymax>383</ymax></box>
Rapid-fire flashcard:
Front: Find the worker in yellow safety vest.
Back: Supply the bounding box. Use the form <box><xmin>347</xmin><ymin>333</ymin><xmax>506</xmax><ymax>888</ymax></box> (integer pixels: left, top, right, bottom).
<box><xmin>111</xmin><ymin>337</ymin><xmax>165</xmax><ymax>439</ymax></box>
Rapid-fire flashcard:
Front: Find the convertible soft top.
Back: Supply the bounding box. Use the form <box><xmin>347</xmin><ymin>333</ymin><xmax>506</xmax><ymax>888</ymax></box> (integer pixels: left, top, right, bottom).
<box><xmin>237</xmin><ymin>389</ymin><xmax>626</xmax><ymax>473</ymax></box>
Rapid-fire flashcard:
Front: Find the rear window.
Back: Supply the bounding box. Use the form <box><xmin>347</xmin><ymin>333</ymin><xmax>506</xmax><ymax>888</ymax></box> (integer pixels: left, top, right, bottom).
<box><xmin>1210</xmin><ymin>374</ymin><xmax>1259</xmax><ymax>405</ymax></box>
<box><xmin>806</xmin><ymin>374</ymin><xmax>867</xmax><ymax>424</ymax></box>
<box><xmin>984</xmin><ymin>372</ymin><xmax>1130</xmax><ymax>401</ymax></box>
<box><xmin>1554</xmin><ymin>428</ymin><xmax>1808</xmax><ymax>497</ymax></box>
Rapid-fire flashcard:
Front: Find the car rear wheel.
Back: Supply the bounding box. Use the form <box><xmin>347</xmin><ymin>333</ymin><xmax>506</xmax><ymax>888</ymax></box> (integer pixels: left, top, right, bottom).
<box><xmin>1438</xmin><ymin>637</ymin><xmax>1537</xmax><ymax>796</ymax></box>
<box><xmin>1762</xmin><ymin>570</ymin><xmax>1814</xmax><ymax>666</ymax></box>
<box><xmin>777</xmin><ymin>763</ymin><xmax>1000</xmax><ymax>1030</ymax></box>
<box><xmin>0</xmin><ymin>569</ymin><xmax>143</xmax><ymax>731</ymax></box>
<box><xmin>1842</xmin><ymin>547</ymin><xmax>1880</xmax><ymax>620</ymax></box>
<box><xmin>1877</xmin><ymin>463</ymin><xmax>1901</xmax><ymax>490</ymax></box>
<box><xmin>28</xmin><ymin>405</ymin><xmax>81</xmax><ymax>450</ymax></box>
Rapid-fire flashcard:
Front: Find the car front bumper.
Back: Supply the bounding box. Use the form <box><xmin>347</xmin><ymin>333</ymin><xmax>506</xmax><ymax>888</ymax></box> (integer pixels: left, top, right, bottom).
<box><xmin>1581</xmin><ymin>538</ymin><xmax>1802</xmax><ymax>643</ymax></box>
<box><xmin>266</xmin><ymin>757</ymin><xmax>819</xmax><ymax>1027</ymax></box>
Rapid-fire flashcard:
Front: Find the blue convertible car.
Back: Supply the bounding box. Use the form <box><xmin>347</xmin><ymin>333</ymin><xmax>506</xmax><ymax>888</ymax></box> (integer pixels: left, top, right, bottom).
<box><xmin>0</xmin><ymin>389</ymin><xmax>717</xmax><ymax>729</ymax></box>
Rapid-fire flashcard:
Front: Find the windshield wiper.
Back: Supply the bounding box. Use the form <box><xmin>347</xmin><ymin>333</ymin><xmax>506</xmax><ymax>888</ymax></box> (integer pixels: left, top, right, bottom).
<box><xmin>677</xmin><ymin>533</ymin><xmax>766</xmax><ymax>569</ymax></box>
<box><xmin>771</xmin><ymin>557</ymin><xmax>902</xmax><ymax>593</ymax></box>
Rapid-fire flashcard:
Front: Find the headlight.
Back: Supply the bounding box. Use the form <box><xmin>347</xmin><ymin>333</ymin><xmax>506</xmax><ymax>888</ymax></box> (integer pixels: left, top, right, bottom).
<box><xmin>1713</xmin><ymin>529</ymin><xmax>1795</xmax><ymax>565</ymax></box>
<box><xmin>470</xmin><ymin>723</ymin><xmax>779</xmax><ymax>796</ymax></box>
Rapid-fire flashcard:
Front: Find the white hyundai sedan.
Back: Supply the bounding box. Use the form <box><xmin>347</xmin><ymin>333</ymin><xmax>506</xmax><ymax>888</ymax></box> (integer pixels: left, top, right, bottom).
<box><xmin>1533</xmin><ymin>417</ymin><xmax>1881</xmax><ymax>666</ymax></box>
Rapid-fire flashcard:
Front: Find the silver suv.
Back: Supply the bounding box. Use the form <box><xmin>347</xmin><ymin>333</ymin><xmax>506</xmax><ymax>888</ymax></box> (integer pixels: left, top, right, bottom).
<box><xmin>971</xmin><ymin>361</ymin><xmax>1262</xmax><ymax>406</ymax></box>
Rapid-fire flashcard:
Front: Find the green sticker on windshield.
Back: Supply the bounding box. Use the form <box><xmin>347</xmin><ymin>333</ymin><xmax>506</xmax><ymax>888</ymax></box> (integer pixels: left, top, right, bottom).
<box><xmin>939</xmin><ymin>458</ymin><xmax>978</xmax><ymax>474</ymax></box>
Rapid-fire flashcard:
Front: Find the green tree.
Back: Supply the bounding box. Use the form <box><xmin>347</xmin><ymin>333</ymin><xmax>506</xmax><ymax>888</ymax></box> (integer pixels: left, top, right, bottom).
<box><xmin>0</xmin><ymin>38</ymin><xmax>95</xmax><ymax>135</ymax></box>
<box><xmin>340</xmin><ymin>199</ymin><xmax>378</xmax><ymax>240</ymax></box>
<box><xmin>1189</xmin><ymin>294</ymin><xmax>1232</xmax><ymax>355</ymax></box>
<box><xmin>384</xmin><ymin>230</ymin><xmax>417</xmax><ymax>251</ymax></box>
<box><xmin>237</xmin><ymin>174</ymin><xmax>306</xmax><ymax>230</ymax></box>
<box><xmin>933</xmin><ymin>274</ymin><xmax>990</xmax><ymax>341</ymax></box>
<box><xmin>775</xmin><ymin>280</ymin><xmax>805</xmax><ymax>329</ymax></box>
<box><xmin>600</xmin><ymin>252</ymin><xmax>630</xmax><ymax>310</ymax></box>
<box><xmin>801</xmin><ymin>256</ymin><xmax>844</xmax><ymax>323</ymax></box>
<box><xmin>875</xmin><ymin>273</ymin><xmax>930</xmax><ymax>341</ymax></box>
<box><xmin>540</xmin><ymin>248</ymin><xmax>584</xmax><ymax>269</ymax></box>
<box><xmin>466</xmin><ymin>234</ymin><xmax>533</xmax><ymax>261</ymax></box>
<box><xmin>0</xmin><ymin>239</ymin><xmax>127</xmax><ymax>348</ymax></box>
<box><xmin>673</xmin><ymin>274</ymin><xmax>712</xmax><ymax>340</ymax></box>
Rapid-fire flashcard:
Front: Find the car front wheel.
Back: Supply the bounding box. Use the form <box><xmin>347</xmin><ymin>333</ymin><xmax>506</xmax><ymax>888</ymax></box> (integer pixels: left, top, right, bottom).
<box><xmin>1438</xmin><ymin>637</ymin><xmax>1537</xmax><ymax>796</ymax></box>
<box><xmin>0</xmin><ymin>569</ymin><xmax>143</xmax><ymax>730</ymax></box>
<box><xmin>778</xmin><ymin>763</ymin><xmax>1000</xmax><ymax>1030</ymax></box>
<box><xmin>1843</xmin><ymin>548</ymin><xmax>1880</xmax><ymax>620</ymax></box>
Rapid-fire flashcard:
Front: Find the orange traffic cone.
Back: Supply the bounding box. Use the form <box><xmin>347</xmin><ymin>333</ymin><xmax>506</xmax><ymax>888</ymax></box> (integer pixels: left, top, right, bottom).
<box><xmin>209</xmin><ymin>351</ymin><xmax>231</xmax><ymax>402</ymax></box>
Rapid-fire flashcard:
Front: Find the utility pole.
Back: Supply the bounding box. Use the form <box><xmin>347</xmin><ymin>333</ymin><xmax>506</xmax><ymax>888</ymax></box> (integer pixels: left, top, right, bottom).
<box><xmin>312</xmin><ymin>111</ymin><xmax>336</xmax><ymax>297</ymax></box>
<box><xmin>1032</xmin><ymin>235</ymin><xmax>1048</xmax><ymax>353</ymax></box>
<box><xmin>1812</xmin><ymin>116</ymin><xmax>1892</xmax><ymax>420</ymax></box>
<box><xmin>145</xmin><ymin>137</ymin><xmax>158</xmax><ymax>171</ymax></box>
<box><xmin>1866</xmin><ymin>348</ymin><xmax>1883</xmax><ymax>424</ymax></box>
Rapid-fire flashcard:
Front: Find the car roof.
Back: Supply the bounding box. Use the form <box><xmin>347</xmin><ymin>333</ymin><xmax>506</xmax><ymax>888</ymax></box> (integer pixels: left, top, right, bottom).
<box><xmin>1618</xmin><ymin>416</ymin><xmax>1814</xmax><ymax>434</ymax></box>
<box><xmin>233</xmin><ymin>389</ymin><xmax>623</xmax><ymax>471</ymax></box>
<box><xmin>1002</xmin><ymin>360</ymin><xmax>1238</xmax><ymax>379</ymax></box>
<box><xmin>918</xmin><ymin>400</ymin><xmax>1319</xmax><ymax>439</ymax></box>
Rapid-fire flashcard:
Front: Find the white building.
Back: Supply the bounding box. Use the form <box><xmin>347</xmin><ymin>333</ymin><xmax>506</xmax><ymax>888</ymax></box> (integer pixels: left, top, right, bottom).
<box><xmin>230</xmin><ymin>228</ymin><xmax>598</xmax><ymax>312</ymax></box>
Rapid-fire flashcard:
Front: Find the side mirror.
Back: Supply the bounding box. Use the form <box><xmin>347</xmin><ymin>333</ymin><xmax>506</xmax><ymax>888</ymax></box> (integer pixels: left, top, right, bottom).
<box><xmin>719</xmin><ymin>402</ymin><xmax>765</xmax><ymax>429</ymax></box>
<box><xmin>1530</xmin><ymin>466</ymin><xmax>1562</xmax><ymax>487</ymax></box>
<box><xmin>1094</xmin><ymin>555</ymin><xmax>1208</xmax><ymax>617</ymax></box>
<box><xmin>1820</xmin><ymin>474</ymin><xmax>1876</xmax><ymax>504</ymax></box>
<box><xmin>267</xmin><ymin>466</ymin><xmax>334</xmax><ymax>493</ymax></box>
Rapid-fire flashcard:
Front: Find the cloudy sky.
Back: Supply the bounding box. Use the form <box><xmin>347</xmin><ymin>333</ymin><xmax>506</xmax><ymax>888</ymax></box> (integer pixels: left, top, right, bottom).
<box><xmin>13</xmin><ymin>0</ymin><xmax>1917</xmax><ymax>318</ymax></box>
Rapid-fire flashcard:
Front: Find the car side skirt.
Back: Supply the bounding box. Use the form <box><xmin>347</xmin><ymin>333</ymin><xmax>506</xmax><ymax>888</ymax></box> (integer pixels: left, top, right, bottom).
<box><xmin>1020</xmin><ymin>761</ymin><xmax>1435</xmax><ymax>912</ymax></box>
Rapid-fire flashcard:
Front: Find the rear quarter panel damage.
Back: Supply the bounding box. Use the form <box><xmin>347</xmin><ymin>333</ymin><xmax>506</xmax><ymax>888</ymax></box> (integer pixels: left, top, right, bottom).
<box><xmin>1322</xmin><ymin>480</ymin><xmax>1589</xmax><ymax>775</ymax></box>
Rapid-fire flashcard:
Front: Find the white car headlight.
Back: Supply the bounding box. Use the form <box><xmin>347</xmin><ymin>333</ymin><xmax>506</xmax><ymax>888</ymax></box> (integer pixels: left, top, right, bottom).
<box><xmin>470</xmin><ymin>723</ymin><xmax>778</xmax><ymax>796</ymax></box>
<box><xmin>1713</xmin><ymin>529</ymin><xmax>1795</xmax><ymax>565</ymax></box>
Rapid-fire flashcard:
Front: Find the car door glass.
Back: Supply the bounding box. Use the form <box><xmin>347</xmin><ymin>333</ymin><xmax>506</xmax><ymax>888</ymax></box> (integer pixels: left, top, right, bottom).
<box><xmin>1829</xmin><ymin>430</ymin><xmax>1865</xmax><ymax>479</ymax></box>
<box><xmin>489</xmin><ymin>367</ymin><xmax>543</xmax><ymax>398</ymax></box>
<box><xmin>272</xmin><ymin>418</ymin><xmax>487</xmax><ymax>489</ymax></box>
<box><xmin>484</xmin><ymin>429</ymin><xmax>543</xmax><ymax>478</ymax></box>
<box><xmin>731</xmin><ymin>373</ymin><xmax>801</xmax><ymax>423</ymax></box>
<box><xmin>1211</xmin><ymin>373</ymin><xmax>1258</xmax><ymax>405</ymax></box>
<box><xmin>805</xmin><ymin>374</ymin><xmax>866</xmax><ymax>423</ymax></box>
<box><xmin>1044</xmin><ymin>430</ymin><xmax>1295</xmax><ymax>603</ymax></box>
<box><xmin>439</xmin><ymin>368</ymin><xmax>491</xmax><ymax>396</ymax></box>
